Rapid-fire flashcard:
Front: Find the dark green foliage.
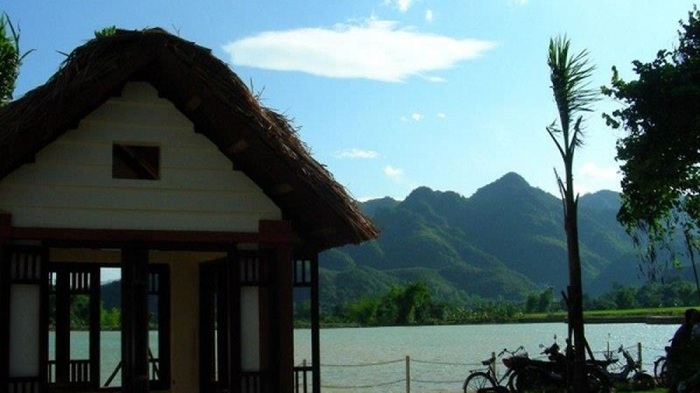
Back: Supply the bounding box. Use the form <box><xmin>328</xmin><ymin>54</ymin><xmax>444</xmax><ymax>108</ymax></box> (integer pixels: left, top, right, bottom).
<box><xmin>602</xmin><ymin>6</ymin><xmax>700</xmax><ymax>287</ymax></box>
<box><xmin>524</xmin><ymin>287</ymin><xmax>555</xmax><ymax>314</ymax></box>
<box><xmin>321</xmin><ymin>279</ymin><xmax>696</xmax><ymax>326</ymax></box>
<box><xmin>94</xmin><ymin>26</ymin><xmax>117</xmax><ymax>38</ymax></box>
<box><xmin>587</xmin><ymin>280</ymin><xmax>698</xmax><ymax>310</ymax></box>
<box><xmin>70</xmin><ymin>295</ymin><xmax>90</xmax><ymax>329</ymax></box>
<box><xmin>332</xmin><ymin>282</ymin><xmax>485</xmax><ymax>326</ymax></box>
<box><xmin>0</xmin><ymin>13</ymin><xmax>23</xmax><ymax>105</ymax></box>
<box><xmin>101</xmin><ymin>305</ymin><xmax>121</xmax><ymax>329</ymax></box>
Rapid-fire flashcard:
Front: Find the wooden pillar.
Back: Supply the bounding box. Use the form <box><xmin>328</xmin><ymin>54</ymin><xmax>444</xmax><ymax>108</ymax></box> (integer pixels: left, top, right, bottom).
<box><xmin>273</xmin><ymin>244</ymin><xmax>294</xmax><ymax>393</ymax></box>
<box><xmin>310</xmin><ymin>252</ymin><xmax>321</xmax><ymax>393</ymax></box>
<box><xmin>89</xmin><ymin>267</ymin><xmax>101</xmax><ymax>386</ymax></box>
<box><xmin>260</xmin><ymin>220</ymin><xmax>294</xmax><ymax>393</ymax></box>
<box><xmin>0</xmin><ymin>214</ymin><xmax>9</xmax><ymax>391</ymax></box>
<box><xmin>227</xmin><ymin>247</ymin><xmax>241</xmax><ymax>393</ymax></box>
<box><xmin>55</xmin><ymin>270</ymin><xmax>70</xmax><ymax>384</ymax></box>
<box><xmin>121</xmin><ymin>243</ymin><xmax>149</xmax><ymax>393</ymax></box>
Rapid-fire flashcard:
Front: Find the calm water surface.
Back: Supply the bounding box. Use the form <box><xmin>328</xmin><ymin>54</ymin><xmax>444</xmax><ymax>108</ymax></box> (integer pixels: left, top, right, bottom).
<box><xmin>52</xmin><ymin>323</ymin><xmax>677</xmax><ymax>392</ymax></box>
<box><xmin>295</xmin><ymin>323</ymin><xmax>677</xmax><ymax>393</ymax></box>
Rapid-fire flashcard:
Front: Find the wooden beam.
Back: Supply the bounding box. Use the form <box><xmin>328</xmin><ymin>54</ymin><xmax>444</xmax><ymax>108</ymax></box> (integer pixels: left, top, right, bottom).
<box><xmin>228</xmin><ymin>139</ymin><xmax>249</xmax><ymax>154</ymax></box>
<box><xmin>9</xmin><ymin>226</ymin><xmax>293</xmax><ymax>246</ymax></box>
<box><xmin>259</xmin><ymin>220</ymin><xmax>292</xmax><ymax>236</ymax></box>
<box><xmin>0</xmin><ymin>213</ymin><xmax>10</xmax><ymax>245</ymax></box>
<box><xmin>271</xmin><ymin>183</ymin><xmax>294</xmax><ymax>196</ymax></box>
<box><xmin>309</xmin><ymin>226</ymin><xmax>337</xmax><ymax>238</ymax></box>
<box><xmin>185</xmin><ymin>95</ymin><xmax>202</xmax><ymax>111</ymax></box>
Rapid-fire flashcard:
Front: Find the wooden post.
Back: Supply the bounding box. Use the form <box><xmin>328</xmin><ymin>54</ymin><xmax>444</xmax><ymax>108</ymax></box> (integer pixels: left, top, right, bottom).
<box><xmin>0</xmin><ymin>214</ymin><xmax>9</xmax><ymax>391</ymax></box>
<box><xmin>311</xmin><ymin>253</ymin><xmax>321</xmax><ymax>393</ymax></box>
<box><xmin>0</xmin><ymin>242</ymin><xmax>8</xmax><ymax>391</ymax></box>
<box><xmin>491</xmin><ymin>352</ymin><xmax>497</xmax><ymax>380</ymax></box>
<box><xmin>55</xmin><ymin>270</ymin><xmax>70</xmax><ymax>384</ymax></box>
<box><xmin>121</xmin><ymin>243</ymin><xmax>149</xmax><ymax>393</ymax></box>
<box><xmin>260</xmin><ymin>220</ymin><xmax>294</xmax><ymax>393</ymax></box>
<box><xmin>275</xmin><ymin>244</ymin><xmax>294</xmax><ymax>393</ymax></box>
<box><xmin>405</xmin><ymin>355</ymin><xmax>410</xmax><ymax>393</ymax></box>
<box><xmin>637</xmin><ymin>342</ymin><xmax>643</xmax><ymax>368</ymax></box>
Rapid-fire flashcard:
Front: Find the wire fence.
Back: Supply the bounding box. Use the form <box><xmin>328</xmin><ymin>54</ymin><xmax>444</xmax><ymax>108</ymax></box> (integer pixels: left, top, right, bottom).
<box><xmin>299</xmin><ymin>343</ymin><xmax>666</xmax><ymax>393</ymax></box>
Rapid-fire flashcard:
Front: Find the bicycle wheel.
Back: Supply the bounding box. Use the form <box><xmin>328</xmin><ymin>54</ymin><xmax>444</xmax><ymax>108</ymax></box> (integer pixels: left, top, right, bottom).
<box><xmin>654</xmin><ymin>357</ymin><xmax>668</xmax><ymax>387</ymax></box>
<box><xmin>586</xmin><ymin>366</ymin><xmax>611</xmax><ymax>393</ymax></box>
<box><xmin>632</xmin><ymin>372</ymin><xmax>656</xmax><ymax>391</ymax></box>
<box><xmin>464</xmin><ymin>371</ymin><xmax>497</xmax><ymax>393</ymax></box>
<box><xmin>514</xmin><ymin>368</ymin><xmax>551</xmax><ymax>392</ymax></box>
<box><xmin>507</xmin><ymin>370</ymin><xmax>519</xmax><ymax>392</ymax></box>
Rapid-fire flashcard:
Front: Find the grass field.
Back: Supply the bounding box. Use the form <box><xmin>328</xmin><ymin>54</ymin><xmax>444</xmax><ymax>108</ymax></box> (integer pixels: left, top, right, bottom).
<box><xmin>519</xmin><ymin>306</ymin><xmax>689</xmax><ymax>323</ymax></box>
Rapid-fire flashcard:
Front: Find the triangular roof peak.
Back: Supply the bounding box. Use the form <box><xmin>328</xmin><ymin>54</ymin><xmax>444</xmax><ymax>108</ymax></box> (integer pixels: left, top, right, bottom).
<box><xmin>0</xmin><ymin>28</ymin><xmax>379</xmax><ymax>250</ymax></box>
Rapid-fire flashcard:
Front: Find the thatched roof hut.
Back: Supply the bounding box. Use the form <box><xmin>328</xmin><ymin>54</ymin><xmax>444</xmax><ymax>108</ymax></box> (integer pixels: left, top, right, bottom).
<box><xmin>0</xmin><ymin>28</ymin><xmax>379</xmax><ymax>250</ymax></box>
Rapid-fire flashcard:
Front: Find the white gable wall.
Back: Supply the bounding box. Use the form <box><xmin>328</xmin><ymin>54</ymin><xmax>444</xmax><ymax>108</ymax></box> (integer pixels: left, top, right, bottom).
<box><xmin>0</xmin><ymin>82</ymin><xmax>282</xmax><ymax>232</ymax></box>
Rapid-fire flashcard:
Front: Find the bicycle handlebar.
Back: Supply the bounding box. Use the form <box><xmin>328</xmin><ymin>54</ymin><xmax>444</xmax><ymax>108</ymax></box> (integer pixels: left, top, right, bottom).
<box><xmin>498</xmin><ymin>345</ymin><xmax>525</xmax><ymax>357</ymax></box>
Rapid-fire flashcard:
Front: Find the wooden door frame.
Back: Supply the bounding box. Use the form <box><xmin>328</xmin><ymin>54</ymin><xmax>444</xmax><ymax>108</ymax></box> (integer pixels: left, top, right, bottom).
<box><xmin>198</xmin><ymin>249</ymin><xmax>241</xmax><ymax>393</ymax></box>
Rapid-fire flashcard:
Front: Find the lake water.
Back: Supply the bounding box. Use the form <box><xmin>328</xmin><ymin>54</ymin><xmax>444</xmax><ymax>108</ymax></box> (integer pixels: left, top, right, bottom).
<box><xmin>52</xmin><ymin>323</ymin><xmax>677</xmax><ymax>392</ymax></box>
<box><xmin>295</xmin><ymin>323</ymin><xmax>678</xmax><ymax>393</ymax></box>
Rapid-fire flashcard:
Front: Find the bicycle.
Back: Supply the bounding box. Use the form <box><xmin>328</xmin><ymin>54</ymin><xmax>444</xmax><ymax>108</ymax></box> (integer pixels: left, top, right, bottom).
<box><xmin>603</xmin><ymin>345</ymin><xmax>655</xmax><ymax>391</ymax></box>
<box><xmin>653</xmin><ymin>347</ymin><xmax>670</xmax><ymax>387</ymax></box>
<box><xmin>463</xmin><ymin>346</ymin><xmax>526</xmax><ymax>393</ymax></box>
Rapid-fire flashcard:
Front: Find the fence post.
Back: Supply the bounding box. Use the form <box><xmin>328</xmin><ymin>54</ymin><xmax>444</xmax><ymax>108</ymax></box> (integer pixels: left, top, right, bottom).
<box><xmin>303</xmin><ymin>359</ymin><xmax>307</xmax><ymax>393</ymax></box>
<box><xmin>637</xmin><ymin>342</ymin><xmax>643</xmax><ymax>368</ymax></box>
<box><xmin>491</xmin><ymin>352</ymin><xmax>497</xmax><ymax>380</ymax></box>
<box><xmin>406</xmin><ymin>355</ymin><xmax>411</xmax><ymax>393</ymax></box>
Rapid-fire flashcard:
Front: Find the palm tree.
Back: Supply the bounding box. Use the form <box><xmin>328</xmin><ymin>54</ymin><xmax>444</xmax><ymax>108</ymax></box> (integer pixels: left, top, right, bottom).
<box><xmin>546</xmin><ymin>35</ymin><xmax>597</xmax><ymax>393</ymax></box>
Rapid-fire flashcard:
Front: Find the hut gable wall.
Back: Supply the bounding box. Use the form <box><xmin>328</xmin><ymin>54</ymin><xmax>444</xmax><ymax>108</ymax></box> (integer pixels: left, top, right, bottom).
<box><xmin>0</xmin><ymin>82</ymin><xmax>281</xmax><ymax>232</ymax></box>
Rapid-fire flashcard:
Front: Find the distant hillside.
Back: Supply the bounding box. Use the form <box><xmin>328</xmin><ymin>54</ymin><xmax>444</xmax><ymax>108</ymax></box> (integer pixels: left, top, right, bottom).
<box><xmin>318</xmin><ymin>172</ymin><xmax>690</xmax><ymax>311</ymax></box>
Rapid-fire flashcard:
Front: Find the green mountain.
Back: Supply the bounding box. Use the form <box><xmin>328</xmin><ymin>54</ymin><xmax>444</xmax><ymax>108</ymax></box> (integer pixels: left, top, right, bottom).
<box><xmin>318</xmin><ymin>172</ymin><xmax>660</xmax><ymax>310</ymax></box>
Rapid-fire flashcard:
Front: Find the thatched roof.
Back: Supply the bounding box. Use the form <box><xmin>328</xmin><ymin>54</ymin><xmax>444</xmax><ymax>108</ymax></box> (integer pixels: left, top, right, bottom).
<box><xmin>0</xmin><ymin>28</ymin><xmax>379</xmax><ymax>250</ymax></box>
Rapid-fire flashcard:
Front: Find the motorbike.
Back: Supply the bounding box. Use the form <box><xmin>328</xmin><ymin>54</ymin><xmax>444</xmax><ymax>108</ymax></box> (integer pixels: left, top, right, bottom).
<box><xmin>504</xmin><ymin>340</ymin><xmax>610</xmax><ymax>393</ymax></box>
<box><xmin>603</xmin><ymin>344</ymin><xmax>655</xmax><ymax>390</ymax></box>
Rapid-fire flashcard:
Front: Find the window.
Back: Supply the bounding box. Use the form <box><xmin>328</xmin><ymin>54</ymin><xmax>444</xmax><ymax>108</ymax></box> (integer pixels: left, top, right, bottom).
<box><xmin>112</xmin><ymin>144</ymin><xmax>160</xmax><ymax>180</ymax></box>
<box><xmin>48</xmin><ymin>264</ymin><xmax>170</xmax><ymax>391</ymax></box>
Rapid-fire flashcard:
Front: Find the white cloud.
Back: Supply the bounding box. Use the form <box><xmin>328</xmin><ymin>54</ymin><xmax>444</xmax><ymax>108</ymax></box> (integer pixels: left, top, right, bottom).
<box><xmin>384</xmin><ymin>0</ymin><xmax>413</xmax><ymax>12</ymax></box>
<box><xmin>335</xmin><ymin>148</ymin><xmax>379</xmax><ymax>159</ymax></box>
<box><xmin>510</xmin><ymin>0</ymin><xmax>529</xmax><ymax>5</ymax></box>
<box><xmin>437</xmin><ymin>112</ymin><xmax>447</xmax><ymax>119</ymax></box>
<box><xmin>384</xmin><ymin>165</ymin><xmax>405</xmax><ymax>182</ymax></box>
<box><xmin>576</xmin><ymin>162</ymin><xmax>621</xmax><ymax>194</ymax></box>
<box><xmin>425</xmin><ymin>9</ymin><xmax>434</xmax><ymax>22</ymax></box>
<box><xmin>400</xmin><ymin>113</ymin><xmax>424</xmax><ymax>122</ymax></box>
<box><xmin>422</xmin><ymin>75</ymin><xmax>446</xmax><ymax>83</ymax></box>
<box><xmin>222</xmin><ymin>19</ymin><xmax>496</xmax><ymax>83</ymax></box>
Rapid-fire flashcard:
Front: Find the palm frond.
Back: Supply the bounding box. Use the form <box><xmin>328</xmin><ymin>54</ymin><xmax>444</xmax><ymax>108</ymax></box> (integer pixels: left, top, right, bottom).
<box><xmin>548</xmin><ymin>35</ymin><xmax>598</xmax><ymax>136</ymax></box>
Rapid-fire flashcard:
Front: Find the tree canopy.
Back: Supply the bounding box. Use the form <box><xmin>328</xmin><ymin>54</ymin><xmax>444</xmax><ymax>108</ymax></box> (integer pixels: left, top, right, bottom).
<box><xmin>602</xmin><ymin>7</ymin><xmax>700</xmax><ymax>284</ymax></box>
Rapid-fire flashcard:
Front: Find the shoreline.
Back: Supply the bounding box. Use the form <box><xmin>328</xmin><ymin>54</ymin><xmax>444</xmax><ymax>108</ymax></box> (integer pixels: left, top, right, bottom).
<box><xmin>311</xmin><ymin>314</ymin><xmax>684</xmax><ymax>329</ymax></box>
<box><xmin>517</xmin><ymin>314</ymin><xmax>683</xmax><ymax>325</ymax></box>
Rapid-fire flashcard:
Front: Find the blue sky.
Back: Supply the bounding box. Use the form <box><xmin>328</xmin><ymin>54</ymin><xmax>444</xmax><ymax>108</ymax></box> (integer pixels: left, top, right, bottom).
<box><xmin>3</xmin><ymin>1</ymin><xmax>696</xmax><ymax>201</ymax></box>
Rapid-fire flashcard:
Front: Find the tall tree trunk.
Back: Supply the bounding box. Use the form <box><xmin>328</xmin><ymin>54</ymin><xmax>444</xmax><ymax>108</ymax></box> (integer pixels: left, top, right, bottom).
<box><xmin>567</xmin><ymin>211</ymin><xmax>586</xmax><ymax>392</ymax></box>
<box><xmin>565</xmin><ymin>163</ymin><xmax>587</xmax><ymax>393</ymax></box>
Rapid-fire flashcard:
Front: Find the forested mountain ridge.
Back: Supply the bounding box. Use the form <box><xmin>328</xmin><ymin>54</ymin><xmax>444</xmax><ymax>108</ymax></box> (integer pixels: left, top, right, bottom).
<box><xmin>318</xmin><ymin>172</ymin><xmax>659</xmax><ymax>311</ymax></box>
